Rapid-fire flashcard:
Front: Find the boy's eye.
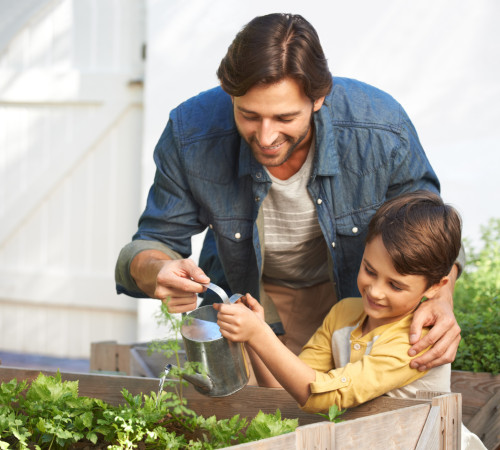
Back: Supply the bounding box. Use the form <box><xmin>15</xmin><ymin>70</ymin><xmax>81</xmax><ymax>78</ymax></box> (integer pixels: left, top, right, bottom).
<box><xmin>364</xmin><ymin>265</ymin><xmax>375</xmax><ymax>276</ymax></box>
<box><xmin>390</xmin><ymin>283</ymin><xmax>403</xmax><ymax>292</ymax></box>
<box><xmin>278</xmin><ymin>117</ymin><xmax>294</xmax><ymax>123</ymax></box>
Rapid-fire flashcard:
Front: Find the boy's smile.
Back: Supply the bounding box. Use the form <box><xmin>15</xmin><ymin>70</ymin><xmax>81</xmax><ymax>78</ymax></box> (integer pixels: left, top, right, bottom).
<box><xmin>358</xmin><ymin>235</ymin><xmax>440</xmax><ymax>332</ymax></box>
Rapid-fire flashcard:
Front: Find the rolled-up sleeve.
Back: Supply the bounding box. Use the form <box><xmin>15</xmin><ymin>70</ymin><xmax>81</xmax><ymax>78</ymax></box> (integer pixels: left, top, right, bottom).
<box><xmin>115</xmin><ymin>239</ymin><xmax>183</xmax><ymax>298</ymax></box>
<box><xmin>299</xmin><ymin>318</ymin><xmax>430</xmax><ymax>413</ymax></box>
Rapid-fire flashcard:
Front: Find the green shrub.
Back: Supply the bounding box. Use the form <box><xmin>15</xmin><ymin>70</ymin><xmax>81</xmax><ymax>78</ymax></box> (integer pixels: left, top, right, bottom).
<box><xmin>452</xmin><ymin>218</ymin><xmax>500</xmax><ymax>375</ymax></box>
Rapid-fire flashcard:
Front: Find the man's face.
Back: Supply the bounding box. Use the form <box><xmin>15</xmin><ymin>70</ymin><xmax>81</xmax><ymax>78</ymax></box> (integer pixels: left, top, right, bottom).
<box><xmin>232</xmin><ymin>78</ymin><xmax>324</xmax><ymax>168</ymax></box>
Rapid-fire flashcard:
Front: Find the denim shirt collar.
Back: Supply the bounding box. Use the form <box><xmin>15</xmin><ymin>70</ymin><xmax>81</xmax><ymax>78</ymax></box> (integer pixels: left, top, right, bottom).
<box><xmin>236</xmin><ymin>105</ymin><xmax>340</xmax><ymax>182</ymax></box>
<box><xmin>238</xmin><ymin>138</ymin><xmax>272</xmax><ymax>182</ymax></box>
<box><xmin>313</xmin><ymin>102</ymin><xmax>340</xmax><ymax>178</ymax></box>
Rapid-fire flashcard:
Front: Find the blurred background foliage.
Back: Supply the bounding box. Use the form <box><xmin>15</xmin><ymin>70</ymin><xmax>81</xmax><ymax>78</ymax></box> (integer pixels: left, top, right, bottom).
<box><xmin>452</xmin><ymin>218</ymin><xmax>500</xmax><ymax>375</ymax></box>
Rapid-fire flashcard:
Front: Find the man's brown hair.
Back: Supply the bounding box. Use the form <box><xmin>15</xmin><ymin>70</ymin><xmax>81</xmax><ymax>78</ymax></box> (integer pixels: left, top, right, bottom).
<box><xmin>366</xmin><ymin>191</ymin><xmax>462</xmax><ymax>288</ymax></box>
<box><xmin>217</xmin><ymin>13</ymin><xmax>332</xmax><ymax>101</ymax></box>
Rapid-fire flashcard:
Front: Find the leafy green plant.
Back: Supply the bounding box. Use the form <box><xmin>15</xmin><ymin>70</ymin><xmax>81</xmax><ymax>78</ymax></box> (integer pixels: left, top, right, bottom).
<box><xmin>242</xmin><ymin>410</ymin><xmax>297</xmax><ymax>443</ymax></box>
<box><xmin>453</xmin><ymin>218</ymin><xmax>500</xmax><ymax>375</ymax></box>
<box><xmin>148</xmin><ymin>303</ymin><xmax>205</xmax><ymax>404</ymax></box>
<box><xmin>0</xmin><ymin>372</ymin><xmax>299</xmax><ymax>449</ymax></box>
<box><xmin>315</xmin><ymin>404</ymin><xmax>345</xmax><ymax>423</ymax></box>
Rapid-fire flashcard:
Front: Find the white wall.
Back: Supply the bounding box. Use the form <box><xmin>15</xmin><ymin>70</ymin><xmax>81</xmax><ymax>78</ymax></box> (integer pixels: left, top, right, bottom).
<box><xmin>0</xmin><ymin>0</ymin><xmax>146</xmax><ymax>357</ymax></box>
<box><xmin>138</xmin><ymin>0</ymin><xmax>500</xmax><ymax>340</ymax></box>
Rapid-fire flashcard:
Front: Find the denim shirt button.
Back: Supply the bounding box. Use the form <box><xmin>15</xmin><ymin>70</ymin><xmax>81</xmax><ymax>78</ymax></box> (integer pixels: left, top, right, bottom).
<box><xmin>352</xmin><ymin>227</ymin><xmax>358</xmax><ymax>234</ymax></box>
<box><xmin>317</xmin><ymin>198</ymin><xmax>323</xmax><ymax>205</ymax></box>
<box><xmin>235</xmin><ymin>232</ymin><xmax>241</xmax><ymax>239</ymax></box>
<box><xmin>209</xmin><ymin>224</ymin><xmax>213</xmax><ymax>229</ymax></box>
<box><xmin>255</xmin><ymin>196</ymin><xmax>260</xmax><ymax>202</ymax></box>
<box><xmin>331</xmin><ymin>242</ymin><xmax>336</xmax><ymax>248</ymax></box>
<box><xmin>256</xmin><ymin>172</ymin><xmax>262</xmax><ymax>179</ymax></box>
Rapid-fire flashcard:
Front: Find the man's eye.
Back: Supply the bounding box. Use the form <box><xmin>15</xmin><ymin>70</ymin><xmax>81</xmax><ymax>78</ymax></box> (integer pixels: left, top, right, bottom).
<box><xmin>278</xmin><ymin>117</ymin><xmax>294</xmax><ymax>123</ymax></box>
<box><xmin>242</xmin><ymin>115</ymin><xmax>259</xmax><ymax>121</ymax></box>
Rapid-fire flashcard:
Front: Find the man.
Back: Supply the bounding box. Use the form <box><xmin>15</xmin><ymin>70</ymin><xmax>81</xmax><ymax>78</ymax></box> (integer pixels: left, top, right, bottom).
<box><xmin>116</xmin><ymin>13</ymin><xmax>462</xmax><ymax>372</ymax></box>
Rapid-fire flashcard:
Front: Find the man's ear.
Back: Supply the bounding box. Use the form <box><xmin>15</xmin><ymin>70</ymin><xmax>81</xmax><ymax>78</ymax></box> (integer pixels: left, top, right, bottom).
<box><xmin>423</xmin><ymin>276</ymin><xmax>450</xmax><ymax>299</ymax></box>
<box><xmin>313</xmin><ymin>96</ymin><xmax>325</xmax><ymax>112</ymax></box>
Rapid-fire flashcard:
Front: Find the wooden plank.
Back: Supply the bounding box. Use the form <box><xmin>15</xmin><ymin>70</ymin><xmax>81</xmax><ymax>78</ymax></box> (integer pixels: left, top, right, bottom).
<box><xmin>467</xmin><ymin>390</ymin><xmax>500</xmax><ymax>436</ymax></box>
<box><xmin>451</xmin><ymin>370</ymin><xmax>500</xmax><ymax>424</ymax></box>
<box><xmin>0</xmin><ymin>367</ymin><xmax>434</xmax><ymax>426</ymax></box>
<box><xmin>415</xmin><ymin>405</ymin><xmax>441</xmax><ymax>450</ymax></box>
<box><xmin>466</xmin><ymin>391</ymin><xmax>500</xmax><ymax>450</ymax></box>
<box><xmin>481</xmin><ymin>412</ymin><xmax>500</xmax><ymax>450</ymax></box>
<box><xmin>342</xmin><ymin>395</ymin><xmax>429</xmax><ymax>421</ymax></box>
<box><xmin>90</xmin><ymin>341</ymin><xmax>186</xmax><ymax>378</ymax></box>
<box><xmin>229</xmin><ymin>432</ymin><xmax>297</xmax><ymax>449</ymax></box>
<box><xmin>334</xmin><ymin>403</ymin><xmax>430</xmax><ymax>449</ymax></box>
<box><xmin>296</xmin><ymin>422</ymin><xmax>335</xmax><ymax>449</ymax></box>
<box><xmin>130</xmin><ymin>347</ymin><xmax>156</xmax><ymax>378</ymax></box>
<box><xmin>89</xmin><ymin>341</ymin><xmax>125</xmax><ymax>373</ymax></box>
<box><xmin>418</xmin><ymin>392</ymin><xmax>461</xmax><ymax>450</ymax></box>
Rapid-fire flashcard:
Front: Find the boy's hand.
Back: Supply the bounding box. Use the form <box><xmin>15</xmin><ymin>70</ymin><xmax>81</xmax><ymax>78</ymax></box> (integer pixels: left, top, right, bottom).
<box><xmin>214</xmin><ymin>293</ymin><xmax>265</xmax><ymax>343</ymax></box>
<box><xmin>408</xmin><ymin>266</ymin><xmax>461</xmax><ymax>371</ymax></box>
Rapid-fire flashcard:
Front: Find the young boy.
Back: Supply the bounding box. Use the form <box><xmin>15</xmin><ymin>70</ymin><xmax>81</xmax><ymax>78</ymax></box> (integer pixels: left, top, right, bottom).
<box><xmin>214</xmin><ymin>190</ymin><xmax>484</xmax><ymax>448</ymax></box>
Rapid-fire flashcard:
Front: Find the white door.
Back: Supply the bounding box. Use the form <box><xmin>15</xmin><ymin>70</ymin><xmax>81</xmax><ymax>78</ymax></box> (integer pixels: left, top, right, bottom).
<box><xmin>0</xmin><ymin>0</ymin><xmax>145</xmax><ymax>358</ymax></box>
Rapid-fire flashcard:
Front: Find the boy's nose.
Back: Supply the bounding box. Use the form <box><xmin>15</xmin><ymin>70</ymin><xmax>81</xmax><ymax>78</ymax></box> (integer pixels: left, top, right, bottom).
<box><xmin>369</xmin><ymin>283</ymin><xmax>385</xmax><ymax>299</ymax></box>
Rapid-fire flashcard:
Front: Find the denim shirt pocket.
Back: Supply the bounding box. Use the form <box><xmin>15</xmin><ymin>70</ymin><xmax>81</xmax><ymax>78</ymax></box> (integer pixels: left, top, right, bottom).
<box><xmin>210</xmin><ymin>217</ymin><xmax>256</xmax><ymax>290</ymax></box>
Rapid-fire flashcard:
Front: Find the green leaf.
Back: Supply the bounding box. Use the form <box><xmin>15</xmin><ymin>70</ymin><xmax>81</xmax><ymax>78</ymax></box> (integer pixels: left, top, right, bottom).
<box><xmin>316</xmin><ymin>404</ymin><xmax>346</xmax><ymax>422</ymax></box>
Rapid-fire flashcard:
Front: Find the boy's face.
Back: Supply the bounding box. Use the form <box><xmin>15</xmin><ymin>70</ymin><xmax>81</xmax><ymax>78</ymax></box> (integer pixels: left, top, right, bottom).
<box><xmin>357</xmin><ymin>235</ymin><xmax>438</xmax><ymax>328</ymax></box>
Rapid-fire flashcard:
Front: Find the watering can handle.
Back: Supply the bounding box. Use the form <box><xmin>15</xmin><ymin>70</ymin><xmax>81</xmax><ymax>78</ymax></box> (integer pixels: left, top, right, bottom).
<box><xmin>201</xmin><ymin>282</ymin><xmax>231</xmax><ymax>304</ymax></box>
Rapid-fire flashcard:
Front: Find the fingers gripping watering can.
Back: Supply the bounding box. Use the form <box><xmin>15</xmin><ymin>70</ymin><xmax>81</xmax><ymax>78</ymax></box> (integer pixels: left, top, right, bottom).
<box><xmin>173</xmin><ymin>283</ymin><xmax>250</xmax><ymax>397</ymax></box>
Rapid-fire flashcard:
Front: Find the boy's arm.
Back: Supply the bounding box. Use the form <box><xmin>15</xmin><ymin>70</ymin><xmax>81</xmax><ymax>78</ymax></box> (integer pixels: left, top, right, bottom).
<box><xmin>214</xmin><ymin>296</ymin><xmax>316</xmax><ymax>406</ymax></box>
<box><xmin>300</xmin><ymin>325</ymin><xmax>434</xmax><ymax>413</ymax></box>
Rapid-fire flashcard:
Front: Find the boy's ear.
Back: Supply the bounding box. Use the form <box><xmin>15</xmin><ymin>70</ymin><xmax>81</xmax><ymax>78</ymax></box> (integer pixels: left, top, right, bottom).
<box><xmin>423</xmin><ymin>276</ymin><xmax>450</xmax><ymax>299</ymax></box>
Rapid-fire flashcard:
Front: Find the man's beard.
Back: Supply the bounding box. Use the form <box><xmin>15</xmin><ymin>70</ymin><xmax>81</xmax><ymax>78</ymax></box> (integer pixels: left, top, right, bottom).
<box><xmin>237</xmin><ymin>117</ymin><xmax>314</xmax><ymax>168</ymax></box>
<box><xmin>250</xmin><ymin>124</ymin><xmax>312</xmax><ymax>167</ymax></box>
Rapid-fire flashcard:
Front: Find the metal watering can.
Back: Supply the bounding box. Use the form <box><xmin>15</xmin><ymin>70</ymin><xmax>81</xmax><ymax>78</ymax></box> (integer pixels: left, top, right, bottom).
<box><xmin>170</xmin><ymin>283</ymin><xmax>250</xmax><ymax>397</ymax></box>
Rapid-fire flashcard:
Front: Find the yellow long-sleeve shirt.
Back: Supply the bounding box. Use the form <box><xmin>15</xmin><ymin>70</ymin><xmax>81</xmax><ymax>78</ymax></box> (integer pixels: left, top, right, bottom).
<box><xmin>298</xmin><ymin>297</ymin><xmax>450</xmax><ymax>413</ymax></box>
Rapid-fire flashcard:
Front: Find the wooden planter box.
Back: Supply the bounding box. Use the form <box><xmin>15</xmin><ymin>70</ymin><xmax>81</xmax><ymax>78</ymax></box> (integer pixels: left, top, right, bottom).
<box><xmin>90</xmin><ymin>340</ymin><xmax>500</xmax><ymax>449</ymax></box>
<box><xmin>0</xmin><ymin>365</ymin><xmax>464</xmax><ymax>449</ymax></box>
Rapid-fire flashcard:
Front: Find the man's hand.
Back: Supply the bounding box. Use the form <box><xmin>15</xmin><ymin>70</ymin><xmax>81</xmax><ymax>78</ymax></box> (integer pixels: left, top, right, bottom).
<box><xmin>408</xmin><ymin>265</ymin><xmax>461</xmax><ymax>371</ymax></box>
<box><xmin>130</xmin><ymin>250</ymin><xmax>210</xmax><ymax>313</ymax></box>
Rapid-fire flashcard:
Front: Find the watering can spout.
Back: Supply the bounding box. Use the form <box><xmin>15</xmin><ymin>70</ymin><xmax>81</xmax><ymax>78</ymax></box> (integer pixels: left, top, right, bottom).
<box><xmin>165</xmin><ymin>364</ymin><xmax>214</xmax><ymax>393</ymax></box>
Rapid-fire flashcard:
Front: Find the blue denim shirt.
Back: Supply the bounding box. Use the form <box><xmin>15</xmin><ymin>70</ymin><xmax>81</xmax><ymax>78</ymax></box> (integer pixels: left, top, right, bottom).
<box><xmin>116</xmin><ymin>77</ymin><xmax>439</xmax><ymax>308</ymax></box>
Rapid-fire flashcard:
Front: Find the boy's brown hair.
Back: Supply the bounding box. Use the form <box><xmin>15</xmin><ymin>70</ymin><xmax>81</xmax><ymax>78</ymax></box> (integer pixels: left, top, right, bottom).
<box><xmin>366</xmin><ymin>190</ymin><xmax>462</xmax><ymax>288</ymax></box>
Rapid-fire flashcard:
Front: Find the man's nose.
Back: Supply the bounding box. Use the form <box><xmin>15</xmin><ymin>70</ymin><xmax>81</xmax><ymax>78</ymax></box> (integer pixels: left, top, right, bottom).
<box><xmin>256</xmin><ymin>120</ymin><xmax>279</xmax><ymax>147</ymax></box>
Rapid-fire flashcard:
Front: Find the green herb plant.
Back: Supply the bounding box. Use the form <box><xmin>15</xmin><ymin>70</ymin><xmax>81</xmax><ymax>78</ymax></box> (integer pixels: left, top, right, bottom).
<box><xmin>0</xmin><ymin>300</ymin><xmax>302</xmax><ymax>449</ymax></box>
<box><xmin>453</xmin><ymin>217</ymin><xmax>500</xmax><ymax>375</ymax></box>
<box><xmin>0</xmin><ymin>372</ymin><xmax>299</xmax><ymax>449</ymax></box>
<box><xmin>315</xmin><ymin>404</ymin><xmax>345</xmax><ymax>423</ymax></box>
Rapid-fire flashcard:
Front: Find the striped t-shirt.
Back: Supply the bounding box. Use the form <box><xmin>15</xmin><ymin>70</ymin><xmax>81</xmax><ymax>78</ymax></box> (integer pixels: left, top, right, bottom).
<box><xmin>262</xmin><ymin>143</ymin><xmax>329</xmax><ymax>288</ymax></box>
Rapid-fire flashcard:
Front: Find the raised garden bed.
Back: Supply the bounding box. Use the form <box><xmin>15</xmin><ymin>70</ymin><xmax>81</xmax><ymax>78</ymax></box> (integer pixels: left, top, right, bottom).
<box><xmin>0</xmin><ymin>366</ymin><xmax>463</xmax><ymax>449</ymax></box>
<box><xmin>90</xmin><ymin>340</ymin><xmax>500</xmax><ymax>449</ymax></box>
